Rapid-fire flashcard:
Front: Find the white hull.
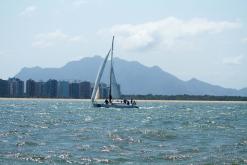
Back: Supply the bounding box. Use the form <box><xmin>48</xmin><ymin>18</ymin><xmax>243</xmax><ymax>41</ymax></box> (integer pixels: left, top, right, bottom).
<box><xmin>93</xmin><ymin>102</ymin><xmax>138</xmax><ymax>108</ymax></box>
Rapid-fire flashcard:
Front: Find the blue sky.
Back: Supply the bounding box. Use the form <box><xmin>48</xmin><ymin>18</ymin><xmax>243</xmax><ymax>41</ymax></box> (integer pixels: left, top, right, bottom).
<box><xmin>0</xmin><ymin>0</ymin><xmax>247</xmax><ymax>89</ymax></box>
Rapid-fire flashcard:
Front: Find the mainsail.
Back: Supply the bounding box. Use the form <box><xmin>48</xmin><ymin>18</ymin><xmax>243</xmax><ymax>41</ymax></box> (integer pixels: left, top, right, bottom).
<box><xmin>91</xmin><ymin>49</ymin><xmax>111</xmax><ymax>102</ymax></box>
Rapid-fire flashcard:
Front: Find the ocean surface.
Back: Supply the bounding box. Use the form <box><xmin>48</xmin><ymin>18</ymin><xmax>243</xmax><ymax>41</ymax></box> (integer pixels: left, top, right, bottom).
<box><xmin>0</xmin><ymin>99</ymin><xmax>246</xmax><ymax>165</ymax></box>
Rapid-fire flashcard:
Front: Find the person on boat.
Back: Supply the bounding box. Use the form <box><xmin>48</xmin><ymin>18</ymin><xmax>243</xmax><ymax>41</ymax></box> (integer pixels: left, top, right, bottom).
<box><xmin>130</xmin><ymin>98</ymin><xmax>133</xmax><ymax>104</ymax></box>
<box><xmin>104</xmin><ymin>99</ymin><xmax>109</xmax><ymax>104</ymax></box>
<box><xmin>123</xmin><ymin>99</ymin><xmax>127</xmax><ymax>104</ymax></box>
<box><xmin>109</xmin><ymin>94</ymin><xmax>112</xmax><ymax>104</ymax></box>
<box><xmin>126</xmin><ymin>100</ymin><xmax>130</xmax><ymax>105</ymax></box>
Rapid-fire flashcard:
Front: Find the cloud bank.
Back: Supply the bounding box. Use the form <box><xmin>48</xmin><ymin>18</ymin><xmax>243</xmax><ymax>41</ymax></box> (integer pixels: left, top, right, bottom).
<box><xmin>101</xmin><ymin>17</ymin><xmax>241</xmax><ymax>51</ymax></box>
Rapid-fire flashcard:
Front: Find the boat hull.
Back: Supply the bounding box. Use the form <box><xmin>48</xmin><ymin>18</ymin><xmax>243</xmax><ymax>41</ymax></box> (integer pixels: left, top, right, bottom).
<box><xmin>93</xmin><ymin>103</ymin><xmax>138</xmax><ymax>108</ymax></box>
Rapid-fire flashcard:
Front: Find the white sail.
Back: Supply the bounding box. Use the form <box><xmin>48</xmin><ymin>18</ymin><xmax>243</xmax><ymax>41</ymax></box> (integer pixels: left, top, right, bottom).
<box><xmin>95</xmin><ymin>87</ymin><xmax>100</xmax><ymax>100</ymax></box>
<box><xmin>91</xmin><ymin>49</ymin><xmax>111</xmax><ymax>102</ymax></box>
<box><xmin>110</xmin><ymin>66</ymin><xmax>121</xmax><ymax>99</ymax></box>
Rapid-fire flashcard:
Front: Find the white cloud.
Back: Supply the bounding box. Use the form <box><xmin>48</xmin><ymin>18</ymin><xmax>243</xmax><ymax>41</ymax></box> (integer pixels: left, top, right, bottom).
<box><xmin>242</xmin><ymin>37</ymin><xmax>247</xmax><ymax>43</ymax></box>
<box><xmin>32</xmin><ymin>30</ymin><xmax>82</xmax><ymax>48</ymax></box>
<box><xmin>72</xmin><ymin>0</ymin><xmax>87</xmax><ymax>7</ymax></box>
<box><xmin>68</xmin><ymin>36</ymin><xmax>81</xmax><ymax>42</ymax></box>
<box><xmin>20</xmin><ymin>5</ymin><xmax>37</xmax><ymax>16</ymax></box>
<box><xmin>99</xmin><ymin>17</ymin><xmax>240</xmax><ymax>50</ymax></box>
<box><xmin>222</xmin><ymin>55</ymin><xmax>244</xmax><ymax>65</ymax></box>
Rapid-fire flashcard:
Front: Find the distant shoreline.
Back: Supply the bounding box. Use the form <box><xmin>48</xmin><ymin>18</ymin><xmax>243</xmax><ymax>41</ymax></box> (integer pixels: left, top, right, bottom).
<box><xmin>123</xmin><ymin>94</ymin><xmax>247</xmax><ymax>102</ymax></box>
<box><xmin>0</xmin><ymin>97</ymin><xmax>247</xmax><ymax>103</ymax></box>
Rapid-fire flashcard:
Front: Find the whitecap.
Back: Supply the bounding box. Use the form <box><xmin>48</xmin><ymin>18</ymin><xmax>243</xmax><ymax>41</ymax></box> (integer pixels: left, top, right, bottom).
<box><xmin>85</xmin><ymin>116</ymin><xmax>93</xmax><ymax>122</ymax></box>
<box><xmin>93</xmin><ymin>158</ymin><xmax>110</xmax><ymax>163</ymax></box>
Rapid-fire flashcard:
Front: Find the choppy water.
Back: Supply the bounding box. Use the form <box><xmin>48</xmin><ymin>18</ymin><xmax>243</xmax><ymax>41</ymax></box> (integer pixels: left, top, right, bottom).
<box><xmin>0</xmin><ymin>99</ymin><xmax>246</xmax><ymax>164</ymax></box>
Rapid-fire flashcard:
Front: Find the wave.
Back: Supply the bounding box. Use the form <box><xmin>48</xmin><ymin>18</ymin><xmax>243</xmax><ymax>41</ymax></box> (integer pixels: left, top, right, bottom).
<box><xmin>141</xmin><ymin>129</ymin><xmax>177</xmax><ymax>141</ymax></box>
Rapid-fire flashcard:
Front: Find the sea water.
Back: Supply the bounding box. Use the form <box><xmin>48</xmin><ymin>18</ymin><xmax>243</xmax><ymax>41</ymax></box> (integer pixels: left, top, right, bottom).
<box><xmin>0</xmin><ymin>99</ymin><xmax>246</xmax><ymax>164</ymax></box>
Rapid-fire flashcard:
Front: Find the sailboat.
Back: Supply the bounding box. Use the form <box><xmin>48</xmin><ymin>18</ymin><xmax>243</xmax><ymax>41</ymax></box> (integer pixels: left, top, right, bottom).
<box><xmin>91</xmin><ymin>36</ymin><xmax>138</xmax><ymax>108</ymax></box>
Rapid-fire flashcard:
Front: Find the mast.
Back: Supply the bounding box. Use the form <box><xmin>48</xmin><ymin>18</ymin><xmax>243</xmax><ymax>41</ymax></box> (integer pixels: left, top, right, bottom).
<box><xmin>109</xmin><ymin>36</ymin><xmax>114</xmax><ymax>103</ymax></box>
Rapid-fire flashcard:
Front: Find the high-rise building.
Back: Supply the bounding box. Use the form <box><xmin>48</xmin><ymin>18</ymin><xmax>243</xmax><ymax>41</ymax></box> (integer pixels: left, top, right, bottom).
<box><xmin>34</xmin><ymin>81</ymin><xmax>43</xmax><ymax>97</ymax></box>
<box><xmin>69</xmin><ymin>82</ymin><xmax>79</xmax><ymax>98</ymax></box>
<box><xmin>0</xmin><ymin>79</ymin><xmax>9</xmax><ymax>97</ymax></box>
<box><xmin>79</xmin><ymin>81</ymin><xmax>91</xmax><ymax>99</ymax></box>
<box><xmin>57</xmin><ymin>81</ymin><xmax>69</xmax><ymax>98</ymax></box>
<box><xmin>45</xmin><ymin>79</ymin><xmax>58</xmax><ymax>98</ymax></box>
<box><xmin>26</xmin><ymin>79</ymin><xmax>36</xmax><ymax>97</ymax></box>
<box><xmin>8</xmin><ymin>78</ymin><xmax>24</xmax><ymax>97</ymax></box>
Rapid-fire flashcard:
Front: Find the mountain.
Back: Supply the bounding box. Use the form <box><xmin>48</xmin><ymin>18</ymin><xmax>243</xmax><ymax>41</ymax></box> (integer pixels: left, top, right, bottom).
<box><xmin>239</xmin><ymin>88</ymin><xmax>247</xmax><ymax>96</ymax></box>
<box><xmin>15</xmin><ymin>56</ymin><xmax>246</xmax><ymax>96</ymax></box>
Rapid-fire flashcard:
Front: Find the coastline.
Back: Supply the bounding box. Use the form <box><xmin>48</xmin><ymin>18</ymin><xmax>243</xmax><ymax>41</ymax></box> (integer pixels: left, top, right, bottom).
<box><xmin>0</xmin><ymin>97</ymin><xmax>246</xmax><ymax>103</ymax></box>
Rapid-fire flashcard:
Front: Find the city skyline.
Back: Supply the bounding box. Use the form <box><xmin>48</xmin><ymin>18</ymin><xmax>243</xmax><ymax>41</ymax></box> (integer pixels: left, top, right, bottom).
<box><xmin>1</xmin><ymin>0</ymin><xmax>247</xmax><ymax>89</ymax></box>
<box><xmin>0</xmin><ymin>78</ymin><xmax>112</xmax><ymax>99</ymax></box>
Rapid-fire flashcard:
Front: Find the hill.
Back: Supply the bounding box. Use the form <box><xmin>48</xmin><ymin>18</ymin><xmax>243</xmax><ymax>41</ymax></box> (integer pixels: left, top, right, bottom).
<box><xmin>15</xmin><ymin>56</ymin><xmax>246</xmax><ymax>96</ymax></box>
